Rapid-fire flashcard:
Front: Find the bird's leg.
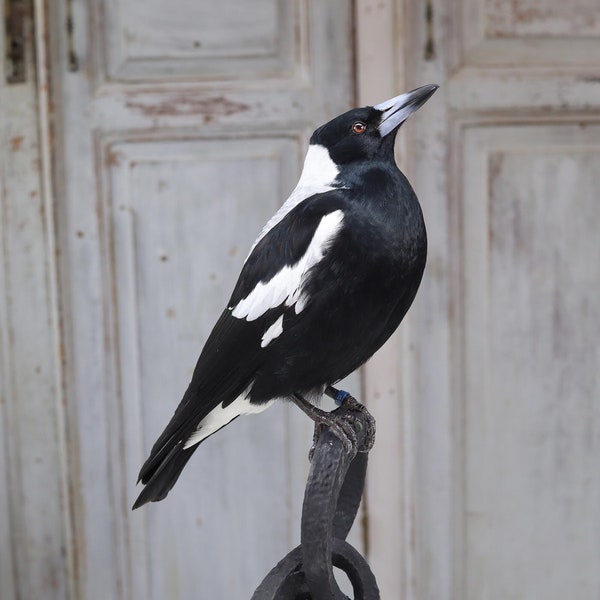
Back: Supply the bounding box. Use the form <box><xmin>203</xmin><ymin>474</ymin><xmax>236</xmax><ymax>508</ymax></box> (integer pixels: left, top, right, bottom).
<box><xmin>325</xmin><ymin>385</ymin><xmax>376</xmax><ymax>452</ymax></box>
<box><xmin>290</xmin><ymin>393</ymin><xmax>358</xmax><ymax>459</ymax></box>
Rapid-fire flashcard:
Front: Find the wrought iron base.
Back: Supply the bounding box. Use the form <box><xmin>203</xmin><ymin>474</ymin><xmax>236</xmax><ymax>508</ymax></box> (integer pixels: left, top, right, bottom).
<box><xmin>251</xmin><ymin>396</ymin><xmax>380</xmax><ymax>600</ymax></box>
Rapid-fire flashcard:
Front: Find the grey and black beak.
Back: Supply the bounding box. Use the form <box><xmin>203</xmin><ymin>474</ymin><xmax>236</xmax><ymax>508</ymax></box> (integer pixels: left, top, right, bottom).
<box><xmin>375</xmin><ymin>84</ymin><xmax>439</xmax><ymax>137</ymax></box>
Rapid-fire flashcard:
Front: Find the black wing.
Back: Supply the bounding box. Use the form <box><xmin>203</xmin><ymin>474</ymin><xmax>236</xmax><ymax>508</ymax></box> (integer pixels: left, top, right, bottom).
<box><xmin>134</xmin><ymin>191</ymin><xmax>348</xmax><ymax>503</ymax></box>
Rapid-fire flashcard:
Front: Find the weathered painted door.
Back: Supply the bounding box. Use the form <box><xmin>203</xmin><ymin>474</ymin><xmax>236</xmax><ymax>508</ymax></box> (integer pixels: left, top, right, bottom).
<box><xmin>47</xmin><ymin>1</ymin><xmax>356</xmax><ymax>598</ymax></box>
<box><xmin>9</xmin><ymin>2</ymin><xmax>599</xmax><ymax>598</ymax></box>
<box><xmin>392</xmin><ymin>0</ymin><xmax>600</xmax><ymax>598</ymax></box>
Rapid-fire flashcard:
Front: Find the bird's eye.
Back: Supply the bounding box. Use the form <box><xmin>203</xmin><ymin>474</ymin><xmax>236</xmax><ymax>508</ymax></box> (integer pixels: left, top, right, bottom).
<box><xmin>352</xmin><ymin>122</ymin><xmax>366</xmax><ymax>134</ymax></box>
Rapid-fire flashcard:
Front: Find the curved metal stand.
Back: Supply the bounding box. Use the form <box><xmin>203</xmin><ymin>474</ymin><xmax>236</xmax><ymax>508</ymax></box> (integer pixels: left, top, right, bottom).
<box><xmin>251</xmin><ymin>400</ymin><xmax>380</xmax><ymax>600</ymax></box>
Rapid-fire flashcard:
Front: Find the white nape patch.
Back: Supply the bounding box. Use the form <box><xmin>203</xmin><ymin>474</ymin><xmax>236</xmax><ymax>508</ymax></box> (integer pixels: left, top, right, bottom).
<box><xmin>232</xmin><ymin>210</ymin><xmax>344</xmax><ymax>321</ymax></box>
<box><xmin>295</xmin><ymin>144</ymin><xmax>340</xmax><ymax>190</ymax></box>
<box><xmin>183</xmin><ymin>393</ymin><xmax>275</xmax><ymax>449</ymax></box>
<box><xmin>261</xmin><ymin>314</ymin><xmax>284</xmax><ymax>348</ymax></box>
<box><xmin>249</xmin><ymin>144</ymin><xmax>340</xmax><ymax>252</ymax></box>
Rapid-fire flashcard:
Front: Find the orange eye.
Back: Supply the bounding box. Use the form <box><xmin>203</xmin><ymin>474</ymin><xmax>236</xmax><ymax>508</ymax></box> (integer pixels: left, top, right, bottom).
<box><xmin>352</xmin><ymin>122</ymin><xmax>366</xmax><ymax>134</ymax></box>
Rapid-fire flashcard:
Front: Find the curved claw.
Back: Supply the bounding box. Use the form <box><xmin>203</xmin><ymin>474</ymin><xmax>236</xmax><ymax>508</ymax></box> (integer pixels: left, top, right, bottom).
<box><xmin>339</xmin><ymin>397</ymin><xmax>376</xmax><ymax>452</ymax></box>
<box><xmin>292</xmin><ymin>390</ymin><xmax>376</xmax><ymax>456</ymax></box>
<box><xmin>309</xmin><ymin>411</ymin><xmax>358</xmax><ymax>460</ymax></box>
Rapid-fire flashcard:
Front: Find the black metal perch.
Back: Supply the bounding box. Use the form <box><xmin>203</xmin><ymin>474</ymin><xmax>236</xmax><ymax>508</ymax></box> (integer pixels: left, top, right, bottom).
<box><xmin>251</xmin><ymin>395</ymin><xmax>380</xmax><ymax>600</ymax></box>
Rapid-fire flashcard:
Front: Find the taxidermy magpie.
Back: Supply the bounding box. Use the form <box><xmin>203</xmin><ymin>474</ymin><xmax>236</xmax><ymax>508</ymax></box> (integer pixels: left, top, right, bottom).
<box><xmin>133</xmin><ymin>84</ymin><xmax>438</xmax><ymax>509</ymax></box>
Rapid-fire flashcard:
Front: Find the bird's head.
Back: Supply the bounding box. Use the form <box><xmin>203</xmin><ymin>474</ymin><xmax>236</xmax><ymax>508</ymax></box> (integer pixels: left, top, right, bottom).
<box><xmin>310</xmin><ymin>84</ymin><xmax>438</xmax><ymax>167</ymax></box>
<box><xmin>294</xmin><ymin>84</ymin><xmax>438</xmax><ymax>194</ymax></box>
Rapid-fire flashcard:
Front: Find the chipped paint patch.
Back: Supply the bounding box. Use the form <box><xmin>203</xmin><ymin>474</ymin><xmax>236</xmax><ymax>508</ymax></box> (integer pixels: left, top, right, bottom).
<box><xmin>10</xmin><ymin>135</ymin><xmax>24</xmax><ymax>151</ymax></box>
<box><xmin>125</xmin><ymin>95</ymin><xmax>250</xmax><ymax>121</ymax></box>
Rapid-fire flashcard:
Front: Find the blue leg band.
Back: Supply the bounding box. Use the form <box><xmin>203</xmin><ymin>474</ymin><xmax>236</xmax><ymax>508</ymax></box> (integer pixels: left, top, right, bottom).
<box><xmin>335</xmin><ymin>390</ymin><xmax>350</xmax><ymax>406</ymax></box>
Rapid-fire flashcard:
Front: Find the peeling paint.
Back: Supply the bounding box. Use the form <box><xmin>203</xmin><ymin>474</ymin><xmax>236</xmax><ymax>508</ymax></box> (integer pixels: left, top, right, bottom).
<box><xmin>105</xmin><ymin>151</ymin><xmax>123</xmax><ymax>167</ymax></box>
<box><xmin>487</xmin><ymin>0</ymin><xmax>599</xmax><ymax>36</ymax></box>
<box><xmin>125</xmin><ymin>94</ymin><xmax>250</xmax><ymax>120</ymax></box>
<box><xmin>10</xmin><ymin>135</ymin><xmax>24</xmax><ymax>151</ymax></box>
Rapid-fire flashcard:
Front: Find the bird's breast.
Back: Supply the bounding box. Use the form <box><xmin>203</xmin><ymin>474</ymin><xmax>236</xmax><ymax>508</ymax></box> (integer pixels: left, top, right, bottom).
<box><xmin>343</xmin><ymin>187</ymin><xmax>426</xmax><ymax>274</ymax></box>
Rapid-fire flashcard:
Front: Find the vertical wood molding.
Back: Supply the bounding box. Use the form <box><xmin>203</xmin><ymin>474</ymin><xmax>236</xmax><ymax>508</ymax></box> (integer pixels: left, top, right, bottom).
<box><xmin>33</xmin><ymin>1</ymin><xmax>77</xmax><ymax>597</ymax></box>
<box><xmin>356</xmin><ymin>1</ymin><xmax>417</xmax><ymax>598</ymax></box>
<box><xmin>0</xmin><ymin>1</ymin><xmax>72</xmax><ymax>598</ymax></box>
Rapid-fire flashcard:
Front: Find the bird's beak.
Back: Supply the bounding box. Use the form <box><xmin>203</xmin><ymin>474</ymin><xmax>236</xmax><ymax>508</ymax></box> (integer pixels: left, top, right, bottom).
<box><xmin>374</xmin><ymin>84</ymin><xmax>439</xmax><ymax>137</ymax></box>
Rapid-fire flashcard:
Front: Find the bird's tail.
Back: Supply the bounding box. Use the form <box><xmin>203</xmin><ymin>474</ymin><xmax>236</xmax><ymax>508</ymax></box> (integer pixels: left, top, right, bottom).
<box><xmin>132</xmin><ymin>442</ymin><xmax>197</xmax><ymax>509</ymax></box>
<box><xmin>133</xmin><ymin>375</ymin><xmax>249</xmax><ymax>509</ymax></box>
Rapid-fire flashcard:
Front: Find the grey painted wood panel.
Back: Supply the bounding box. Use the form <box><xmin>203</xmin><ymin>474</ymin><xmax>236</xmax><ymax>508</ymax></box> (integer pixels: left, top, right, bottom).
<box><xmin>461</xmin><ymin>126</ymin><xmax>600</xmax><ymax>599</ymax></box>
<box><xmin>104</xmin><ymin>0</ymin><xmax>296</xmax><ymax>80</ymax></box>
<box><xmin>108</xmin><ymin>137</ymin><xmax>301</xmax><ymax>598</ymax></box>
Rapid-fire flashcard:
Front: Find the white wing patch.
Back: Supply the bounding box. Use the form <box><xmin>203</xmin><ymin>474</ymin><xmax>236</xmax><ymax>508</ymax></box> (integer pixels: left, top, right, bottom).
<box><xmin>183</xmin><ymin>393</ymin><xmax>275</xmax><ymax>449</ymax></box>
<box><xmin>232</xmin><ymin>210</ymin><xmax>344</xmax><ymax>321</ymax></box>
<box><xmin>249</xmin><ymin>144</ymin><xmax>340</xmax><ymax>253</ymax></box>
<box><xmin>261</xmin><ymin>314</ymin><xmax>284</xmax><ymax>347</ymax></box>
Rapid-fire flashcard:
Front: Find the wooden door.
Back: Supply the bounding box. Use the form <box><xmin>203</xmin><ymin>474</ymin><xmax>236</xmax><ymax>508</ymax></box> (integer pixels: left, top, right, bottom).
<box><xmin>46</xmin><ymin>1</ymin><xmax>356</xmax><ymax>598</ymax></box>
<box><xmin>390</xmin><ymin>0</ymin><xmax>600</xmax><ymax>598</ymax></box>
<box><xmin>10</xmin><ymin>2</ymin><xmax>598</xmax><ymax>598</ymax></box>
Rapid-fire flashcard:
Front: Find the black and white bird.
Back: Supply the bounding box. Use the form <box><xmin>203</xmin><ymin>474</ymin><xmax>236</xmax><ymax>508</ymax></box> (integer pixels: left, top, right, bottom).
<box><xmin>133</xmin><ymin>84</ymin><xmax>438</xmax><ymax>509</ymax></box>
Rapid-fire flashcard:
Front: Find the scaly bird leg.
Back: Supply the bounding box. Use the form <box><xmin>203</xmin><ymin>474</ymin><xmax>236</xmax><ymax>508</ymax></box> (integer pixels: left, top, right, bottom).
<box><xmin>290</xmin><ymin>389</ymin><xmax>376</xmax><ymax>461</ymax></box>
<box><xmin>325</xmin><ymin>385</ymin><xmax>376</xmax><ymax>452</ymax></box>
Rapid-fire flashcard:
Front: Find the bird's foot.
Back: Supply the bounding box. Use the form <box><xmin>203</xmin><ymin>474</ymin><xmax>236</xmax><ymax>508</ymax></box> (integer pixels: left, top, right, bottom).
<box><xmin>307</xmin><ymin>413</ymin><xmax>359</xmax><ymax>461</ymax></box>
<box><xmin>292</xmin><ymin>389</ymin><xmax>376</xmax><ymax>461</ymax></box>
<box><xmin>326</xmin><ymin>387</ymin><xmax>376</xmax><ymax>453</ymax></box>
